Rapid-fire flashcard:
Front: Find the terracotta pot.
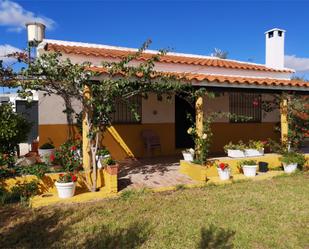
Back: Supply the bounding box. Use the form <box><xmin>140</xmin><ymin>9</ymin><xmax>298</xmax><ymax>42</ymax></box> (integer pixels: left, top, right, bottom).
<box><xmin>105</xmin><ymin>164</ymin><xmax>119</xmax><ymax>175</ymax></box>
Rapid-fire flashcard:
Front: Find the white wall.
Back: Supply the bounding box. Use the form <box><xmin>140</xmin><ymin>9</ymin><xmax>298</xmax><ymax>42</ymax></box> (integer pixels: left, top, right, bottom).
<box><xmin>142</xmin><ymin>94</ymin><xmax>175</xmax><ymax>123</ymax></box>
<box><xmin>38</xmin><ymin>91</ymin><xmax>82</xmax><ymax>125</ymax></box>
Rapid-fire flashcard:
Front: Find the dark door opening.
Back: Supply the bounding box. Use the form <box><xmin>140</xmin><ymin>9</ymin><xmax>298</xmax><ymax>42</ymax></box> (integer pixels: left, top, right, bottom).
<box><xmin>175</xmin><ymin>95</ymin><xmax>195</xmax><ymax>148</ymax></box>
<box><xmin>16</xmin><ymin>100</ymin><xmax>38</xmax><ymax>144</ymax></box>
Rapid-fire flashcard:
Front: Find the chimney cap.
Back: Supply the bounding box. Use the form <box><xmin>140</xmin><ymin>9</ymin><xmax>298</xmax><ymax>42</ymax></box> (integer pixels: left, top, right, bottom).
<box><xmin>26</xmin><ymin>22</ymin><xmax>46</xmax><ymax>46</ymax></box>
<box><xmin>265</xmin><ymin>28</ymin><xmax>286</xmax><ymax>34</ymax></box>
<box><xmin>25</xmin><ymin>22</ymin><xmax>46</xmax><ymax>28</ymax></box>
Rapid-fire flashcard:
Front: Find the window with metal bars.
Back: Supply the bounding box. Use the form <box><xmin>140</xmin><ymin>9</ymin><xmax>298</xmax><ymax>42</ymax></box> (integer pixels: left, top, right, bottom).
<box><xmin>111</xmin><ymin>95</ymin><xmax>142</xmax><ymax>124</ymax></box>
<box><xmin>229</xmin><ymin>92</ymin><xmax>262</xmax><ymax>123</ymax></box>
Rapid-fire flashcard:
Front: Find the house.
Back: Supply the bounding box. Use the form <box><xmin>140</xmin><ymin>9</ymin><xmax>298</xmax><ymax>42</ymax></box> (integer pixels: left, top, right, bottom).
<box><xmin>0</xmin><ymin>92</ymin><xmax>39</xmax><ymax>156</ymax></box>
<box><xmin>35</xmin><ymin>28</ymin><xmax>309</xmax><ymax>160</ymax></box>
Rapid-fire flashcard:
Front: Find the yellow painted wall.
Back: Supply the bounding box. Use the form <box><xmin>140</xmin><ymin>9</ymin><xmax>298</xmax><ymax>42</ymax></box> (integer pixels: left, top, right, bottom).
<box><xmin>39</xmin><ymin>122</ymin><xmax>279</xmax><ymax>160</ymax></box>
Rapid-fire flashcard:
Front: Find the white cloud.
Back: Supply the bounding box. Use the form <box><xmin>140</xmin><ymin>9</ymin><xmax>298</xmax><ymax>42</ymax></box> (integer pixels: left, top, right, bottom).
<box><xmin>285</xmin><ymin>55</ymin><xmax>309</xmax><ymax>73</ymax></box>
<box><xmin>0</xmin><ymin>44</ymin><xmax>22</xmax><ymax>63</ymax></box>
<box><xmin>0</xmin><ymin>0</ymin><xmax>55</xmax><ymax>32</ymax></box>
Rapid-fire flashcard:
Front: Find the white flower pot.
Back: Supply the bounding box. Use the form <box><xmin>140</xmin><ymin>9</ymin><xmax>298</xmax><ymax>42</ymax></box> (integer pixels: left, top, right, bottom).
<box><xmin>283</xmin><ymin>163</ymin><xmax>297</xmax><ymax>173</ymax></box>
<box><xmin>55</xmin><ymin>181</ymin><xmax>76</xmax><ymax>198</ymax></box>
<box><xmin>227</xmin><ymin>149</ymin><xmax>245</xmax><ymax>158</ymax></box>
<box><xmin>96</xmin><ymin>154</ymin><xmax>111</xmax><ymax>169</ymax></box>
<box><xmin>38</xmin><ymin>148</ymin><xmax>55</xmax><ymax>164</ymax></box>
<box><xmin>182</xmin><ymin>151</ymin><xmax>194</xmax><ymax>162</ymax></box>
<box><xmin>242</xmin><ymin>165</ymin><xmax>258</xmax><ymax>177</ymax></box>
<box><xmin>217</xmin><ymin>168</ymin><xmax>230</xmax><ymax>181</ymax></box>
<box><xmin>245</xmin><ymin>149</ymin><xmax>264</xmax><ymax>157</ymax></box>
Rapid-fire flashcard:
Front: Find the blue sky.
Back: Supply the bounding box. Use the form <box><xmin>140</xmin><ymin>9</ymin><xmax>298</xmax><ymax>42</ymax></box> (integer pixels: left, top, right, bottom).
<box><xmin>1</xmin><ymin>0</ymin><xmax>309</xmax><ymax>90</ymax></box>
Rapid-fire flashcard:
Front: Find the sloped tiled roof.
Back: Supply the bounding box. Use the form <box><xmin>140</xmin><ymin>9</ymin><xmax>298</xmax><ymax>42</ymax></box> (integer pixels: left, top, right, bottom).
<box><xmin>44</xmin><ymin>42</ymin><xmax>294</xmax><ymax>73</ymax></box>
<box><xmin>89</xmin><ymin>66</ymin><xmax>309</xmax><ymax>89</ymax></box>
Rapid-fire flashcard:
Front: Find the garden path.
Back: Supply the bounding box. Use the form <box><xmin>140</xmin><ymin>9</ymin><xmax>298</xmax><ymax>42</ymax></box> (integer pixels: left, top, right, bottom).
<box><xmin>118</xmin><ymin>156</ymin><xmax>198</xmax><ymax>191</ymax></box>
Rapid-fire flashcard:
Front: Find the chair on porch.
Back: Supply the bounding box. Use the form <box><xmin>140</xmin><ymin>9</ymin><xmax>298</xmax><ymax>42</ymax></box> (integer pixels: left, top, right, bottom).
<box><xmin>141</xmin><ymin>130</ymin><xmax>161</xmax><ymax>157</ymax></box>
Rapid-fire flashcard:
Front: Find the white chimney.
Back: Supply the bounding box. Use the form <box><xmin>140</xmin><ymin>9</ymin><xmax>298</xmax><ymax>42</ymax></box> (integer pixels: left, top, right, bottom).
<box><xmin>26</xmin><ymin>22</ymin><xmax>46</xmax><ymax>47</ymax></box>
<box><xmin>265</xmin><ymin>28</ymin><xmax>285</xmax><ymax>69</ymax></box>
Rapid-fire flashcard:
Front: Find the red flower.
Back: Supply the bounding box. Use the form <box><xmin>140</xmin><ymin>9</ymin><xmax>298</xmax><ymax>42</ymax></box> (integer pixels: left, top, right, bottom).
<box><xmin>71</xmin><ymin>146</ymin><xmax>77</xmax><ymax>151</ymax></box>
<box><xmin>261</xmin><ymin>140</ymin><xmax>268</xmax><ymax>145</ymax></box>
<box><xmin>252</xmin><ymin>99</ymin><xmax>259</xmax><ymax>107</ymax></box>
<box><xmin>50</xmin><ymin>153</ymin><xmax>55</xmax><ymax>162</ymax></box>
<box><xmin>72</xmin><ymin>175</ymin><xmax>77</xmax><ymax>182</ymax></box>
<box><xmin>59</xmin><ymin>173</ymin><xmax>64</xmax><ymax>177</ymax></box>
<box><xmin>219</xmin><ymin>163</ymin><xmax>226</xmax><ymax>170</ymax></box>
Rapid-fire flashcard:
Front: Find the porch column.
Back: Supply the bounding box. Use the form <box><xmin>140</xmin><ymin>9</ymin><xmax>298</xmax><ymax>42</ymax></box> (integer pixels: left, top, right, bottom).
<box><xmin>280</xmin><ymin>97</ymin><xmax>288</xmax><ymax>146</ymax></box>
<box><xmin>195</xmin><ymin>96</ymin><xmax>204</xmax><ymax>137</ymax></box>
<box><xmin>82</xmin><ymin>85</ymin><xmax>91</xmax><ymax>172</ymax></box>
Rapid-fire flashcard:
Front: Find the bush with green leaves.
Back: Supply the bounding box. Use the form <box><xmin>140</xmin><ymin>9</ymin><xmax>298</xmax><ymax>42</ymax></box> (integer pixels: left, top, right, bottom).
<box><xmin>16</xmin><ymin>163</ymin><xmax>49</xmax><ymax>179</ymax></box>
<box><xmin>103</xmin><ymin>157</ymin><xmax>116</xmax><ymax>166</ymax></box>
<box><xmin>238</xmin><ymin>160</ymin><xmax>258</xmax><ymax>167</ymax></box>
<box><xmin>52</xmin><ymin>140</ymin><xmax>81</xmax><ymax>172</ymax></box>
<box><xmin>279</xmin><ymin>152</ymin><xmax>307</xmax><ymax>166</ymax></box>
<box><xmin>0</xmin><ymin>180</ymin><xmax>39</xmax><ymax>205</ymax></box>
<box><xmin>0</xmin><ymin>103</ymin><xmax>31</xmax><ymax>157</ymax></box>
<box><xmin>223</xmin><ymin>140</ymin><xmax>247</xmax><ymax>152</ymax></box>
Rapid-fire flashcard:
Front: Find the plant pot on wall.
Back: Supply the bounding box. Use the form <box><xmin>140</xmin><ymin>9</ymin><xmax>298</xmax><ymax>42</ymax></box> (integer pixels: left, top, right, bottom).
<box><xmin>245</xmin><ymin>149</ymin><xmax>264</xmax><ymax>157</ymax></box>
<box><xmin>282</xmin><ymin>163</ymin><xmax>297</xmax><ymax>173</ymax></box>
<box><xmin>242</xmin><ymin>165</ymin><xmax>258</xmax><ymax>177</ymax></box>
<box><xmin>182</xmin><ymin>148</ymin><xmax>194</xmax><ymax>162</ymax></box>
<box><xmin>55</xmin><ymin>181</ymin><xmax>76</xmax><ymax>198</ymax></box>
<box><xmin>55</xmin><ymin>172</ymin><xmax>77</xmax><ymax>198</ymax></box>
<box><xmin>38</xmin><ymin>148</ymin><xmax>55</xmax><ymax>164</ymax></box>
<box><xmin>38</xmin><ymin>142</ymin><xmax>55</xmax><ymax>164</ymax></box>
<box><xmin>105</xmin><ymin>164</ymin><xmax>119</xmax><ymax>175</ymax></box>
<box><xmin>227</xmin><ymin>150</ymin><xmax>246</xmax><ymax>158</ymax></box>
<box><xmin>217</xmin><ymin>168</ymin><xmax>230</xmax><ymax>181</ymax></box>
<box><xmin>259</xmin><ymin>162</ymin><xmax>268</xmax><ymax>172</ymax></box>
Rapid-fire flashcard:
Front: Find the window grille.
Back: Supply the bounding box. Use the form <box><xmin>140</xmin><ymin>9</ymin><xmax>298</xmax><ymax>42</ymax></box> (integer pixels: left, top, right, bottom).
<box><xmin>111</xmin><ymin>95</ymin><xmax>142</xmax><ymax>124</ymax></box>
<box><xmin>229</xmin><ymin>92</ymin><xmax>262</xmax><ymax>123</ymax></box>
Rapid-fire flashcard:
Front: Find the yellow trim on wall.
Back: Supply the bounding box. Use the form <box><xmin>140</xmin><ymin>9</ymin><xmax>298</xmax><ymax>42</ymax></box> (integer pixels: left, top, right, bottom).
<box><xmin>39</xmin><ymin>122</ymin><xmax>280</xmax><ymax>160</ymax></box>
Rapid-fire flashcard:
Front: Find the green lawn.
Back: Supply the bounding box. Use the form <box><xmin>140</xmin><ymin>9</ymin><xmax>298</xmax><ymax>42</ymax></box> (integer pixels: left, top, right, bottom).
<box><xmin>1</xmin><ymin>173</ymin><xmax>309</xmax><ymax>249</ymax></box>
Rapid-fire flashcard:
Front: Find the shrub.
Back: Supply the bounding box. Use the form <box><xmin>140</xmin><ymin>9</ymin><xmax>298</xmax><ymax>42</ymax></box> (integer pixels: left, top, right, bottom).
<box><xmin>224</xmin><ymin>140</ymin><xmax>246</xmax><ymax>152</ymax></box>
<box><xmin>97</xmin><ymin>147</ymin><xmax>110</xmax><ymax>157</ymax></box>
<box><xmin>279</xmin><ymin>152</ymin><xmax>307</xmax><ymax>166</ymax></box>
<box><xmin>0</xmin><ymin>104</ymin><xmax>31</xmax><ymax>156</ymax></box>
<box><xmin>53</xmin><ymin>140</ymin><xmax>81</xmax><ymax>172</ymax></box>
<box><xmin>57</xmin><ymin>172</ymin><xmax>77</xmax><ymax>183</ymax></box>
<box><xmin>16</xmin><ymin>163</ymin><xmax>49</xmax><ymax>179</ymax></box>
<box><xmin>0</xmin><ymin>165</ymin><xmax>16</xmax><ymax>179</ymax></box>
<box><xmin>103</xmin><ymin>157</ymin><xmax>116</xmax><ymax>166</ymax></box>
<box><xmin>238</xmin><ymin>160</ymin><xmax>257</xmax><ymax>167</ymax></box>
<box><xmin>0</xmin><ymin>180</ymin><xmax>39</xmax><ymax>205</ymax></box>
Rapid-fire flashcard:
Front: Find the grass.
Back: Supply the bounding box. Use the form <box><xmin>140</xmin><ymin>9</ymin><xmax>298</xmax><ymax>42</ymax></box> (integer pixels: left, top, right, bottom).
<box><xmin>1</xmin><ymin>173</ymin><xmax>309</xmax><ymax>249</ymax></box>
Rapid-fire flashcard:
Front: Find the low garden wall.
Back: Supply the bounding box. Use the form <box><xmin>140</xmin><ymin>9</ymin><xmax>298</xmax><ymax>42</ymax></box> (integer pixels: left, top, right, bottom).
<box><xmin>0</xmin><ymin>168</ymin><xmax>118</xmax><ymax>195</ymax></box>
<box><xmin>180</xmin><ymin>153</ymin><xmax>309</xmax><ymax>181</ymax></box>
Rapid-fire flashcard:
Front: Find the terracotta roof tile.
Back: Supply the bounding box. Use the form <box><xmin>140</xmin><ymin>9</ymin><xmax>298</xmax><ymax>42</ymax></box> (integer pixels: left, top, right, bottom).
<box><xmin>45</xmin><ymin>43</ymin><xmax>294</xmax><ymax>73</ymax></box>
<box><xmin>89</xmin><ymin>66</ymin><xmax>309</xmax><ymax>89</ymax></box>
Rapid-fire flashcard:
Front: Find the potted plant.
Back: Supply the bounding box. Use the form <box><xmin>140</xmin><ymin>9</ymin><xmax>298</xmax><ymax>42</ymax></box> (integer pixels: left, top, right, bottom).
<box><xmin>103</xmin><ymin>157</ymin><xmax>119</xmax><ymax>175</ymax></box>
<box><xmin>279</xmin><ymin>151</ymin><xmax>306</xmax><ymax>173</ymax></box>
<box><xmin>55</xmin><ymin>172</ymin><xmax>77</xmax><ymax>198</ymax></box>
<box><xmin>96</xmin><ymin>147</ymin><xmax>111</xmax><ymax>169</ymax></box>
<box><xmin>216</xmin><ymin>162</ymin><xmax>230</xmax><ymax>181</ymax></box>
<box><xmin>182</xmin><ymin>148</ymin><xmax>195</xmax><ymax>162</ymax></box>
<box><xmin>224</xmin><ymin>141</ymin><xmax>246</xmax><ymax>158</ymax></box>
<box><xmin>245</xmin><ymin>140</ymin><xmax>265</xmax><ymax>157</ymax></box>
<box><xmin>38</xmin><ymin>140</ymin><xmax>55</xmax><ymax>164</ymax></box>
<box><xmin>238</xmin><ymin>160</ymin><xmax>258</xmax><ymax>177</ymax></box>
<box><xmin>52</xmin><ymin>140</ymin><xmax>82</xmax><ymax>172</ymax></box>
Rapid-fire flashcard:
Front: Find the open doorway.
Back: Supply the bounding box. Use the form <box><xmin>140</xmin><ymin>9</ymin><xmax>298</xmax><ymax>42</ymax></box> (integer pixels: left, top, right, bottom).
<box><xmin>175</xmin><ymin>95</ymin><xmax>195</xmax><ymax>148</ymax></box>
